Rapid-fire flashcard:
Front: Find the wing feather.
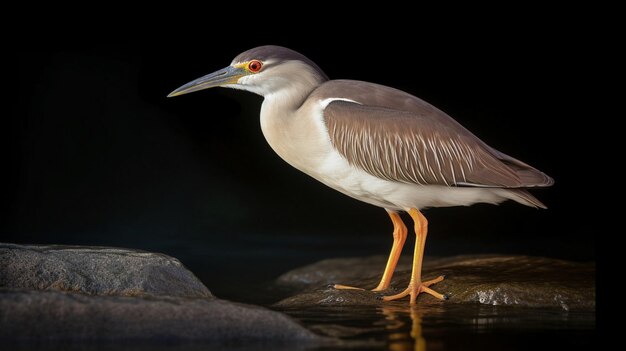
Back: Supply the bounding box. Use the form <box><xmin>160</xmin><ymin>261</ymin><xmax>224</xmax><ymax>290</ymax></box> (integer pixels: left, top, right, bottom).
<box><xmin>323</xmin><ymin>100</ymin><xmax>552</xmax><ymax>188</ymax></box>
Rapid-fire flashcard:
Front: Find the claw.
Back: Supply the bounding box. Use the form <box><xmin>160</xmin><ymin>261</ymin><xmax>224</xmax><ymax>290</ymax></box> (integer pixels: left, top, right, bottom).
<box><xmin>381</xmin><ymin>279</ymin><xmax>446</xmax><ymax>303</ymax></box>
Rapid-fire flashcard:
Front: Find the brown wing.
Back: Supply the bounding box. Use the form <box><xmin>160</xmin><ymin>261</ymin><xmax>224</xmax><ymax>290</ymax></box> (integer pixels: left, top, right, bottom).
<box><xmin>323</xmin><ymin>99</ymin><xmax>553</xmax><ymax>188</ymax></box>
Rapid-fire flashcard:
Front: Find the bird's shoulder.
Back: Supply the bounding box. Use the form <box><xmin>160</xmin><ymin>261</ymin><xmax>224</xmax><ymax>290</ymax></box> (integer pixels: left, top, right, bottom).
<box><xmin>309</xmin><ymin>79</ymin><xmax>475</xmax><ymax>140</ymax></box>
<box><xmin>310</xmin><ymin>79</ymin><xmax>442</xmax><ymax>117</ymax></box>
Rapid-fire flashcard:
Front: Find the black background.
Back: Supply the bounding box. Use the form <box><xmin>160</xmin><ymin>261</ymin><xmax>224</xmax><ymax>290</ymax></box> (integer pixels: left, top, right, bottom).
<box><xmin>2</xmin><ymin>12</ymin><xmax>596</xmax><ymax>300</ymax></box>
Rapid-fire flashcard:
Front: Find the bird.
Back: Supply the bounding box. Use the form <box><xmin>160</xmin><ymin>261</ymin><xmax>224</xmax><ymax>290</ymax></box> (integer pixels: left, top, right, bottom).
<box><xmin>168</xmin><ymin>45</ymin><xmax>553</xmax><ymax>304</ymax></box>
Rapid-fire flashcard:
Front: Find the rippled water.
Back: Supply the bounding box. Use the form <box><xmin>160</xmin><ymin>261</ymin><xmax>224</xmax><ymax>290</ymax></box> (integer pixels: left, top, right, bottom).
<box><xmin>278</xmin><ymin>302</ymin><xmax>595</xmax><ymax>350</ymax></box>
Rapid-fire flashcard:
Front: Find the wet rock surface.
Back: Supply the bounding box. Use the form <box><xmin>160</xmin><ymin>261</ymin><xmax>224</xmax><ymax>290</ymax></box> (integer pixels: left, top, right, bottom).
<box><xmin>274</xmin><ymin>255</ymin><xmax>595</xmax><ymax>311</ymax></box>
<box><xmin>0</xmin><ymin>243</ymin><xmax>320</xmax><ymax>343</ymax></box>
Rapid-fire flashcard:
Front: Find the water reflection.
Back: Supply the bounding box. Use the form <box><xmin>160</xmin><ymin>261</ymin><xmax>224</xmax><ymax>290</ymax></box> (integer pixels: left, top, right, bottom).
<box><xmin>279</xmin><ymin>301</ymin><xmax>594</xmax><ymax>350</ymax></box>
<box><xmin>380</xmin><ymin>303</ymin><xmax>454</xmax><ymax>351</ymax></box>
<box><xmin>380</xmin><ymin>305</ymin><xmax>424</xmax><ymax>351</ymax></box>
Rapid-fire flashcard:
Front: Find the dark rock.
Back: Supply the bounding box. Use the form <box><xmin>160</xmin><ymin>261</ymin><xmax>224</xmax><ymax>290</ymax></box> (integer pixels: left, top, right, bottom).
<box><xmin>0</xmin><ymin>243</ymin><xmax>322</xmax><ymax>343</ymax></box>
<box><xmin>0</xmin><ymin>243</ymin><xmax>211</xmax><ymax>298</ymax></box>
<box><xmin>0</xmin><ymin>289</ymin><xmax>318</xmax><ymax>342</ymax></box>
<box><xmin>274</xmin><ymin>255</ymin><xmax>595</xmax><ymax>311</ymax></box>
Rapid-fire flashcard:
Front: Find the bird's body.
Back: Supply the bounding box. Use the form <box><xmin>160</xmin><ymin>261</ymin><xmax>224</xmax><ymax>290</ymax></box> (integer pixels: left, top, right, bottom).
<box><xmin>169</xmin><ymin>45</ymin><xmax>553</xmax><ymax>304</ymax></box>
<box><xmin>259</xmin><ymin>78</ymin><xmax>549</xmax><ymax>211</ymax></box>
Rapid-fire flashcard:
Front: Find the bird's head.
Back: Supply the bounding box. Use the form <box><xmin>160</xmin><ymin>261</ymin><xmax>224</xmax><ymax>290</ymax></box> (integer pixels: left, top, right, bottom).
<box><xmin>168</xmin><ymin>45</ymin><xmax>328</xmax><ymax>99</ymax></box>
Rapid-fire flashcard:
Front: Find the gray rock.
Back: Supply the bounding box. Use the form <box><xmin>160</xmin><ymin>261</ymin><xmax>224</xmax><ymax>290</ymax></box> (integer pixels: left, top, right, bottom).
<box><xmin>0</xmin><ymin>243</ymin><xmax>211</xmax><ymax>298</ymax></box>
<box><xmin>0</xmin><ymin>289</ymin><xmax>319</xmax><ymax>342</ymax></box>
<box><xmin>274</xmin><ymin>255</ymin><xmax>595</xmax><ymax>311</ymax></box>
<box><xmin>0</xmin><ymin>243</ymin><xmax>322</xmax><ymax>343</ymax></box>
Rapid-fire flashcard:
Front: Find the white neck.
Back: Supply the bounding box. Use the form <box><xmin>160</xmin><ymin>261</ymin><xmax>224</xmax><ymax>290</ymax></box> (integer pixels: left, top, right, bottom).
<box><xmin>257</xmin><ymin>61</ymin><xmax>326</xmax><ymax>147</ymax></box>
<box><xmin>230</xmin><ymin>60</ymin><xmax>328</xmax><ymax>171</ymax></box>
<box><xmin>258</xmin><ymin>84</ymin><xmax>324</xmax><ymax>174</ymax></box>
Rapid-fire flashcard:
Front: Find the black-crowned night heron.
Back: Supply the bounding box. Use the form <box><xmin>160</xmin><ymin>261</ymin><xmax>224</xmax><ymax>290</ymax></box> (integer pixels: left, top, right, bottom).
<box><xmin>168</xmin><ymin>45</ymin><xmax>553</xmax><ymax>304</ymax></box>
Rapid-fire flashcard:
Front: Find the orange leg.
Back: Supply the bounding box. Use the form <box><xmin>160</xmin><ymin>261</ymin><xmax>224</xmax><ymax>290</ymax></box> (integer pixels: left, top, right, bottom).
<box><xmin>334</xmin><ymin>210</ymin><xmax>407</xmax><ymax>291</ymax></box>
<box><xmin>372</xmin><ymin>211</ymin><xmax>407</xmax><ymax>291</ymax></box>
<box><xmin>383</xmin><ymin>208</ymin><xmax>446</xmax><ymax>304</ymax></box>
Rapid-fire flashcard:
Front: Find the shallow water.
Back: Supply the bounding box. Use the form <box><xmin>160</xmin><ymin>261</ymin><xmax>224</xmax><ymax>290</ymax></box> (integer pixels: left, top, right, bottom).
<box><xmin>281</xmin><ymin>302</ymin><xmax>595</xmax><ymax>350</ymax></box>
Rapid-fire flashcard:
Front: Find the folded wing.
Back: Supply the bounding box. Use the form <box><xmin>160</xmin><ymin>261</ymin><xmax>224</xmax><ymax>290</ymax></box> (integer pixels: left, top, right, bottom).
<box><xmin>323</xmin><ymin>100</ymin><xmax>553</xmax><ymax>188</ymax></box>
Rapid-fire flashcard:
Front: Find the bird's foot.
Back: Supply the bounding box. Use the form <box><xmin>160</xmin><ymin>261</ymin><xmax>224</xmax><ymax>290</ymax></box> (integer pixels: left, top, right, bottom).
<box><xmin>382</xmin><ymin>275</ymin><xmax>447</xmax><ymax>304</ymax></box>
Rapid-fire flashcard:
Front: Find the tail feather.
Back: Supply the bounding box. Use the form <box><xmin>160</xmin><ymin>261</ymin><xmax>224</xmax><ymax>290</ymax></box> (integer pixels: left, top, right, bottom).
<box><xmin>505</xmin><ymin>189</ymin><xmax>548</xmax><ymax>209</ymax></box>
<box><xmin>489</xmin><ymin>147</ymin><xmax>554</xmax><ymax>187</ymax></box>
<box><xmin>515</xmin><ymin>168</ymin><xmax>554</xmax><ymax>187</ymax></box>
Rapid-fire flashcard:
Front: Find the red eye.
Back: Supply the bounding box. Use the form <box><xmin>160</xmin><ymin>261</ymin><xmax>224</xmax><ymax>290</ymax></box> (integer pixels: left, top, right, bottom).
<box><xmin>248</xmin><ymin>60</ymin><xmax>262</xmax><ymax>72</ymax></box>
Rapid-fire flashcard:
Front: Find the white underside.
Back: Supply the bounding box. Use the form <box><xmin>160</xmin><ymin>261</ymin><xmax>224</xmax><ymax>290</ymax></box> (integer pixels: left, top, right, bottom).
<box><xmin>258</xmin><ymin>90</ymin><xmax>522</xmax><ymax>212</ymax></box>
<box><xmin>309</xmin><ymin>142</ymin><xmax>517</xmax><ymax>211</ymax></box>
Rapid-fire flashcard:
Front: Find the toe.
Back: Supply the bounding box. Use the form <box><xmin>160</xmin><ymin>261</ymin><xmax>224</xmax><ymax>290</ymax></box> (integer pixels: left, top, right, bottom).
<box><xmin>333</xmin><ymin>284</ymin><xmax>365</xmax><ymax>290</ymax></box>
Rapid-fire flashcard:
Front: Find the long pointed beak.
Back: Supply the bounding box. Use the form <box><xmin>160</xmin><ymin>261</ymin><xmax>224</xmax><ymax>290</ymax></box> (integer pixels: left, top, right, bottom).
<box><xmin>167</xmin><ymin>65</ymin><xmax>247</xmax><ymax>97</ymax></box>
